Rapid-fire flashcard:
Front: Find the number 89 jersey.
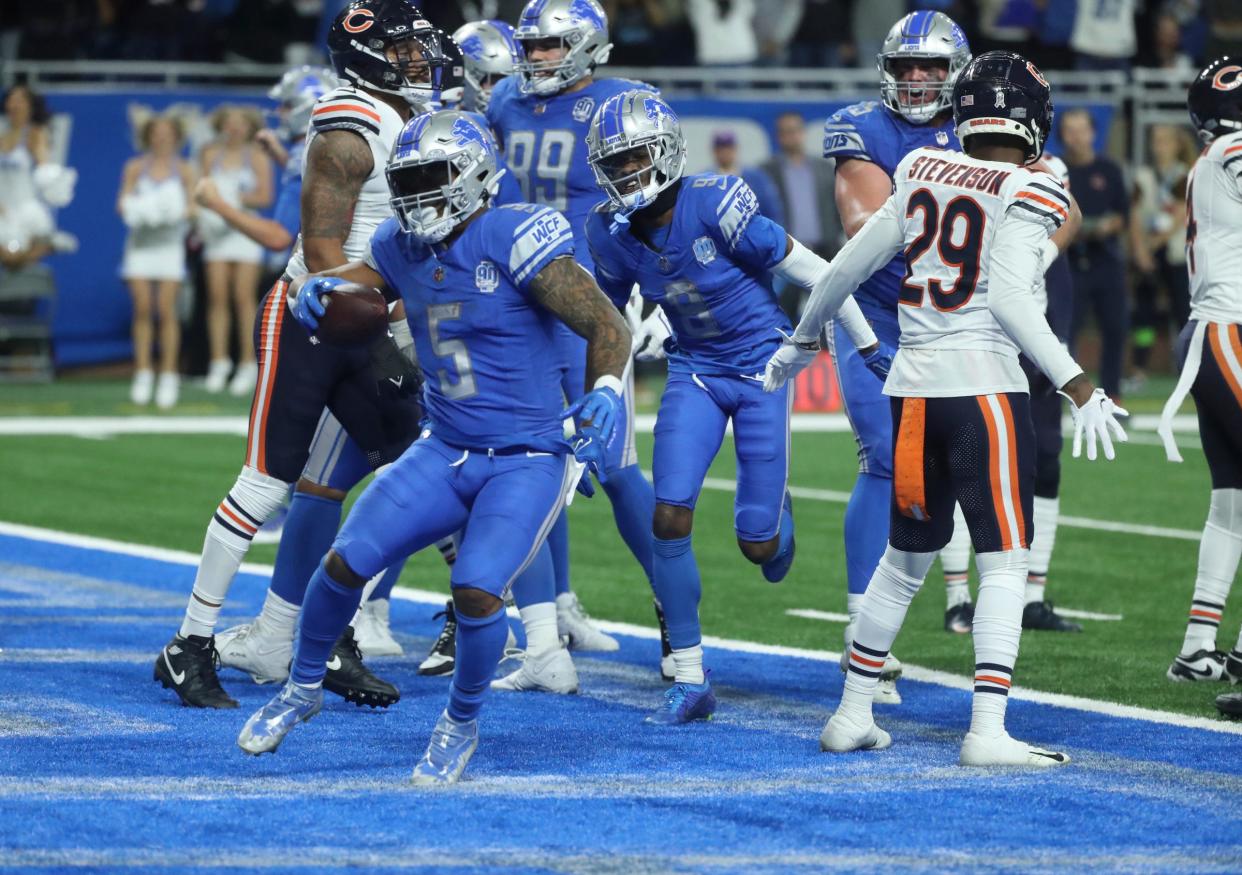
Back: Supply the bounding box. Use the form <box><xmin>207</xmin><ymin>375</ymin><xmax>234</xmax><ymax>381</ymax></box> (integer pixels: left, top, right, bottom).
<box><xmin>486</xmin><ymin>74</ymin><xmax>654</xmax><ymax>273</ymax></box>
<box><xmin>883</xmin><ymin>147</ymin><xmax>1069</xmax><ymax>398</ymax></box>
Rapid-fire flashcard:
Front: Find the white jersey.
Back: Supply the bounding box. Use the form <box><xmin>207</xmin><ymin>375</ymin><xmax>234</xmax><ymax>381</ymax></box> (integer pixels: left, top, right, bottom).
<box><xmin>283</xmin><ymin>86</ymin><xmax>405</xmax><ymax>280</ymax></box>
<box><xmin>793</xmin><ymin>146</ymin><xmax>1082</xmax><ymax>398</ymax></box>
<box><xmin>1029</xmin><ymin>153</ymin><xmax>1069</xmax><ymax>314</ymax></box>
<box><xmin>1186</xmin><ymin>131</ymin><xmax>1242</xmax><ymax>325</ymax></box>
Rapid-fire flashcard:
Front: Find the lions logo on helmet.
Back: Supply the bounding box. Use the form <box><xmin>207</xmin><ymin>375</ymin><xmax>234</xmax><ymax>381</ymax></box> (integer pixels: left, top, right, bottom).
<box><xmin>452</xmin><ymin>20</ymin><xmax>522</xmax><ymax>112</ymax></box>
<box><xmin>586</xmin><ymin>90</ymin><xmax>685</xmax><ymax>213</ymax></box>
<box><xmin>951</xmin><ymin>50</ymin><xmax>1054</xmax><ymax>164</ymax></box>
<box><xmin>387</xmin><ymin>111</ymin><xmax>501</xmax><ymax>244</ymax></box>
<box><xmin>514</xmin><ymin>0</ymin><xmax>612</xmax><ymax>97</ymax></box>
<box><xmin>878</xmin><ymin>10</ymin><xmax>972</xmax><ymax>125</ymax></box>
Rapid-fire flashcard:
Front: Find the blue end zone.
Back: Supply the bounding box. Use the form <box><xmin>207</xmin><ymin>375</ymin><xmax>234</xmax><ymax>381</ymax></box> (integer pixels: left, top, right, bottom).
<box><xmin>1</xmin><ymin>531</ymin><xmax>1241</xmax><ymax>872</ymax></box>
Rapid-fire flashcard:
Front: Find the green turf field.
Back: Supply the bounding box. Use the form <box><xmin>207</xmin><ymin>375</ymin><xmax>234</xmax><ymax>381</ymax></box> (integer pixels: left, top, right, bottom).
<box><xmin>0</xmin><ymin>375</ymin><xmax>1231</xmax><ymax>719</ymax></box>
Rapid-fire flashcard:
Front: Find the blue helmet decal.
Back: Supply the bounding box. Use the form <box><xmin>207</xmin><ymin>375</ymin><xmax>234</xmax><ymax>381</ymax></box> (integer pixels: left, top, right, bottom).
<box><xmin>569</xmin><ymin>0</ymin><xmax>606</xmax><ymax>29</ymax></box>
<box><xmin>394</xmin><ymin>113</ymin><xmax>433</xmax><ymax>159</ymax></box>
<box><xmin>458</xmin><ymin>33</ymin><xmax>486</xmax><ymax>60</ymax></box>
<box><xmin>451</xmin><ymin>115</ymin><xmax>491</xmax><ymax>151</ymax></box>
<box><xmin>643</xmin><ymin>95</ymin><xmax>676</xmax><ymax>126</ymax></box>
<box><xmin>520</xmin><ymin>0</ymin><xmax>549</xmax><ymax>27</ymax></box>
<box><xmin>597</xmin><ymin>94</ymin><xmax>627</xmax><ymax>141</ymax></box>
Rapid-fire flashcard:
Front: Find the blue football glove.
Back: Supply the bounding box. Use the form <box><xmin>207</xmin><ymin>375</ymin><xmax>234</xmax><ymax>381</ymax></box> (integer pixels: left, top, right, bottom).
<box><xmin>561</xmin><ymin>386</ymin><xmax>621</xmax><ymax>449</ymax></box>
<box><xmin>862</xmin><ymin>341</ymin><xmax>895</xmax><ymax>381</ymax></box>
<box><xmin>291</xmin><ymin>275</ymin><xmax>346</xmax><ymax>332</ymax></box>
<box><xmin>569</xmin><ymin>426</ymin><xmax>610</xmax><ymax>487</ymax></box>
<box><xmin>574</xmin><ymin>467</ymin><xmax>596</xmax><ymax>499</ymax></box>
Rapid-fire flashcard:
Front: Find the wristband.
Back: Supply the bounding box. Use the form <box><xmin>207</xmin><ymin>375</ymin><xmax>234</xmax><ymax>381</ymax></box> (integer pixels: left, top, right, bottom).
<box><xmin>593</xmin><ymin>374</ymin><xmax>624</xmax><ymax>397</ymax></box>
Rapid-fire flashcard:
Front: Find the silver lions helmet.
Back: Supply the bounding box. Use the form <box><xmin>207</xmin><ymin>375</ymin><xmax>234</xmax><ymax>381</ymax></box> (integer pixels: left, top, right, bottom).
<box><xmin>387</xmin><ymin>110</ymin><xmax>500</xmax><ymax>244</ymax></box>
<box><xmin>268</xmin><ymin>66</ymin><xmax>338</xmax><ymax>140</ymax></box>
<box><xmin>878</xmin><ymin>11</ymin><xmax>971</xmax><ymax>125</ymax></box>
<box><xmin>453</xmin><ymin>20</ymin><xmax>522</xmax><ymax>111</ymax></box>
<box><xmin>514</xmin><ymin>0</ymin><xmax>612</xmax><ymax>97</ymax></box>
<box><xmin>587</xmin><ymin>90</ymin><xmax>685</xmax><ymax>213</ymax></box>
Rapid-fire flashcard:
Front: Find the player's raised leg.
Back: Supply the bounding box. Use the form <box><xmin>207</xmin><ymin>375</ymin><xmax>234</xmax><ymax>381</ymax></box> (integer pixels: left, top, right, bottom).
<box><xmin>731</xmin><ymin>377</ymin><xmax>795</xmax><ymax>582</ymax></box>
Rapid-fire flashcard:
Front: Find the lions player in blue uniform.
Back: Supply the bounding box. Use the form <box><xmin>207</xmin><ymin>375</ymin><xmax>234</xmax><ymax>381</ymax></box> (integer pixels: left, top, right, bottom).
<box><xmin>822</xmin><ymin>11</ymin><xmax>971</xmax><ymax>699</ymax></box>
<box><xmin>487</xmin><ymin>0</ymin><xmax>660</xmax><ymax>661</ymax></box>
<box><xmin>236</xmin><ymin>111</ymin><xmax>631</xmax><ymax>784</ymax></box>
<box><xmin>586</xmin><ymin>91</ymin><xmax>884</xmax><ymax>723</ymax></box>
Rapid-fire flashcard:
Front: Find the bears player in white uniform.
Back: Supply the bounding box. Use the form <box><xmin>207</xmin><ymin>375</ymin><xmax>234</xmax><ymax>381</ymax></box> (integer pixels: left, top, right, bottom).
<box><xmin>766</xmin><ymin>52</ymin><xmax>1128</xmax><ymax>765</ymax></box>
<box><xmin>487</xmin><ymin>0</ymin><xmax>661</xmax><ymax>671</ymax></box>
<box><xmin>1158</xmin><ymin>58</ymin><xmax>1242</xmax><ymax>717</ymax></box>
<box><xmin>153</xmin><ymin>0</ymin><xmax>457</xmax><ymax>709</ymax></box>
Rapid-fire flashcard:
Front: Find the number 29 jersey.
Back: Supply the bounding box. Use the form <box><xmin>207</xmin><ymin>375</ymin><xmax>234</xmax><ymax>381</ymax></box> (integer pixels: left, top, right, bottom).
<box><xmin>486</xmin><ymin>74</ymin><xmax>654</xmax><ymax>273</ymax></box>
<box><xmin>881</xmin><ymin>147</ymin><xmax>1070</xmax><ymax>397</ymax></box>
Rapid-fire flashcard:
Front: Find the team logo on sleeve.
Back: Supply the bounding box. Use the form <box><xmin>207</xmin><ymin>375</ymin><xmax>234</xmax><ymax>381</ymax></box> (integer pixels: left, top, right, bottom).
<box><xmin>475</xmin><ymin>260</ymin><xmax>499</xmax><ymax>293</ymax></box>
<box><xmin>572</xmin><ymin>97</ymin><xmax>596</xmax><ymax>123</ymax></box>
<box><xmin>693</xmin><ymin>236</ymin><xmax>717</xmax><ymax>266</ymax></box>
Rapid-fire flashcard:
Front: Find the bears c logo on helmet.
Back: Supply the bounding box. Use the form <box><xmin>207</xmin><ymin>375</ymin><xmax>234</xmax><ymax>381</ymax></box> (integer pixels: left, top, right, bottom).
<box><xmin>1212</xmin><ymin>65</ymin><xmax>1242</xmax><ymax>91</ymax></box>
<box><xmin>343</xmin><ymin>8</ymin><xmax>375</xmax><ymax>33</ymax></box>
<box><xmin>1026</xmin><ymin>62</ymin><xmax>1049</xmax><ymax>88</ymax></box>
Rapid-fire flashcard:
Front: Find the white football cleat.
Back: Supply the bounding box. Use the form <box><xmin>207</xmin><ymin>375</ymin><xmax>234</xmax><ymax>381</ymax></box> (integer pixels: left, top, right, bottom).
<box><xmin>354</xmin><ymin>598</ymin><xmax>403</xmax><ymax>658</ymax></box>
<box><xmin>820</xmin><ymin>710</ymin><xmax>892</xmax><ymax>753</ymax></box>
<box><xmin>556</xmin><ymin>592</ymin><xmax>619</xmax><ymax>652</ymax></box>
<box><xmin>216</xmin><ymin>618</ymin><xmax>292</xmax><ymax>684</ymax></box>
<box><xmin>491</xmin><ymin>645</ymin><xmax>579</xmax><ymax>694</ymax></box>
<box><xmin>959</xmin><ymin>731</ymin><xmax>1070</xmax><ymax>767</ymax></box>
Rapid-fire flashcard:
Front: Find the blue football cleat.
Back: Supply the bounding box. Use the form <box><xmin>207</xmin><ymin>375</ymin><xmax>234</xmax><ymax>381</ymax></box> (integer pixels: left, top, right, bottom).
<box><xmin>761</xmin><ymin>490</ymin><xmax>796</xmax><ymax>583</ymax></box>
<box><xmin>411</xmin><ymin>710</ymin><xmax>479</xmax><ymax>786</ymax></box>
<box><xmin>237</xmin><ymin>681</ymin><xmax>323</xmax><ymax>755</ymax></box>
<box><xmin>645</xmin><ymin>672</ymin><xmax>717</xmax><ymax>725</ymax></box>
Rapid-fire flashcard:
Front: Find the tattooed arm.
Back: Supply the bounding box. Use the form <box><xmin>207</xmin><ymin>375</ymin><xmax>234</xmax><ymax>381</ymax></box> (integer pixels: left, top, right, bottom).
<box><xmin>300</xmin><ymin>130</ymin><xmax>373</xmax><ymax>272</ymax></box>
<box><xmin>528</xmin><ymin>255</ymin><xmax>631</xmax><ymax>393</ymax></box>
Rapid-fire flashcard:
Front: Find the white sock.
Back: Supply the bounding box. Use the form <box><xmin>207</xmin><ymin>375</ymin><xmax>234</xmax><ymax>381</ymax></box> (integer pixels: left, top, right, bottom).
<box><xmin>257</xmin><ymin>589</ymin><xmax>301</xmax><ymax>643</ymax></box>
<box><xmin>671</xmin><ymin>644</ymin><xmax>705</xmax><ymax>685</ymax></box>
<box><xmin>940</xmin><ymin>504</ymin><xmax>972</xmax><ymax>608</ymax></box>
<box><xmin>179</xmin><ymin>468</ymin><xmax>290</xmax><ymax>639</ymax></box>
<box><xmin>1182</xmin><ymin>489</ymin><xmax>1242</xmax><ymax>655</ymax></box>
<box><xmin>838</xmin><ymin>548</ymin><xmax>933</xmax><ymax>723</ymax></box>
<box><xmin>846</xmin><ymin>592</ymin><xmax>865</xmax><ymax>623</ymax></box>
<box><xmin>970</xmin><ymin>550</ymin><xmax>1028</xmax><ymax>737</ymax></box>
<box><xmin>1026</xmin><ymin>496</ymin><xmax>1059</xmax><ymax>604</ymax></box>
<box><xmin>520</xmin><ymin>602</ymin><xmax>560</xmax><ymax>657</ymax></box>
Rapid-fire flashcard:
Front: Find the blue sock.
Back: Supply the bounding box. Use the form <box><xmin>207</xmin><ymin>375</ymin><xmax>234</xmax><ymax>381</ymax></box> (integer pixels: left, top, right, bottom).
<box><xmin>368</xmin><ymin>559</ymin><xmax>406</xmax><ymax>602</ymax></box>
<box><xmin>447</xmin><ymin>605</ymin><xmax>509</xmax><ymax>722</ymax></box>
<box><xmin>511</xmin><ymin>542</ymin><xmax>555</xmax><ymax>609</ymax></box>
<box><xmin>652</xmin><ymin>535</ymin><xmax>702</xmax><ymax>649</ymax></box>
<box><xmin>290</xmin><ymin>560</ymin><xmax>362</xmax><ymax>686</ymax></box>
<box><xmin>601</xmin><ymin>463</ymin><xmax>656</xmax><ymax>584</ymax></box>
<box><xmin>844</xmin><ymin>472</ymin><xmax>891</xmax><ymax>596</ymax></box>
<box><xmin>548</xmin><ymin>511</ymin><xmax>571</xmax><ymax>596</ymax></box>
<box><xmin>270</xmin><ymin>493</ymin><xmax>342</xmax><ymax>606</ymax></box>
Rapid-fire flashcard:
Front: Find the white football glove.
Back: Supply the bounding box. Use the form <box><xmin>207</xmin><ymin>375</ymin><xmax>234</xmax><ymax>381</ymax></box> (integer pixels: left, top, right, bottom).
<box><xmin>1061</xmin><ymin>387</ymin><xmax>1129</xmax><ymax>461</ymax></box>
<box><xmin>763</xmin><ymin>334</ymin><xmax>818</xmax><ymax>393</ymax></box>
<box><xmin>633</xmin><ymin>308</ymin><xmax>673</xmax><ymax>361</ymax></box>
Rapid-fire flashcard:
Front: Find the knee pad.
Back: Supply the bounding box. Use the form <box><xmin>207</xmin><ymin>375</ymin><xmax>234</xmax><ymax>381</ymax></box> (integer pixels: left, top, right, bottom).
<box><xmin>876</xmin><ymin>546</ymin><xmax>936</xmax><ymax>598</ymax></box>
<box><xmin>1208</xmin><ymin>489</ymin><xmax>1242</xmax><ymax>535</ymax></box>
<box><xmin>233</xmin><ymin>466</ymin><xmax>293</xmax><ymax>523</ymax></box>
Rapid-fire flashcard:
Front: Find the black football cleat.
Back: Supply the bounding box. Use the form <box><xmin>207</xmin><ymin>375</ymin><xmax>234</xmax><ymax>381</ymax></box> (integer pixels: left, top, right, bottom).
<box><xmin>1022</xmin><ymin>600</ymin><xmax>1082</xmax><ymax>633</ymax></box>
<box><xmin>1216</xmin><ymin>692</ymin><xmax>1242</xmax><ymax>719</ymax></box>
<box><xmin>1167</xmin><ymin>648</ymin><xmax>1228</xmax><ymax>682</ymax></box>
<box><xmin>324</xmin><ymin>625</ymin><xmax>400</xmax><ymax>709</ymax></box>
<box><xmin>417</xmin><ymin>601</ymin><xmax>457</xmax><ymax>677</ymax></box>
<box><xmin>944</xmin><ymin>601</ymin><xmax>974</xmax><ymax>634</ymax></box>
<box><xmin>655</xmin><ymin>600</ymin><xmax>674</xmax><ymax>682</ymax></box>
<box><xmin>1225</xmin><ymin>650</ymin><xmax>1242</xmax><ymax>684</ymax></box>
<box><xmin>154</xmin><ymin>633</ymin><xmax>238</xmax><ymax>709</ymax></box>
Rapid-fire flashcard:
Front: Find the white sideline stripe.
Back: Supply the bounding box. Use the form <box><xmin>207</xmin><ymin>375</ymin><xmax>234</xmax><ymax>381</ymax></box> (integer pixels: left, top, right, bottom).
<box><xmin>788</xmin><ymin>606</ymin><xmax>1123</xmax><ymax>624</ymax></box>
<box><xmin>0</xmin><ymin>412</ymin><xmax>1202</xmax><ymax>436</ymax></box>
<box><xmin>1</xmin><ymin>520</ymin><xmax>1238</xmax><ymax>737</ymax></box>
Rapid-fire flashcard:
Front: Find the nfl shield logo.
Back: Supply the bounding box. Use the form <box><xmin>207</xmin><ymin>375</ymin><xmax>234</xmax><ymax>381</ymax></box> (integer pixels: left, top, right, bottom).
<box><xmin>693</xmin><ymin>236</ymin><xmax>716</xmax><ymax>266</ymax></box>
<box><xmin>433</xmin><ymin>266</ymin><xmax>445</xmax><ymax>282</ymax></box>
<box><xmin>534</xmin><ymin>103</ymin><xmax>546</xmax><ymax>116</ymax></box>
<box><xmin>572</xmin><ymin>97</ymin><xmax>596</xmax><ymax>123</ymax></box>
<box><xmin>475</xmin><ymin>260</ymin><xmax>499</xmax><ymax>293</ymax></box>
<box><xmin>936</xmin><ymin>131</ymin><xmax>949</xmax><ymax>146</ymax></box>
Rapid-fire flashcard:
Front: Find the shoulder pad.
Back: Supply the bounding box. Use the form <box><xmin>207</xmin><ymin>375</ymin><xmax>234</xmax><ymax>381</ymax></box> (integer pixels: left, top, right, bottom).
<box><xmin>1007</xmin><ymin>170</ymin><xmax>1071</xmax><ymax>230</ymax></box>
<box><xmin>311</xmin><ymin>88</ymin><xmax>383</xmax><ymax>136</ymax></box>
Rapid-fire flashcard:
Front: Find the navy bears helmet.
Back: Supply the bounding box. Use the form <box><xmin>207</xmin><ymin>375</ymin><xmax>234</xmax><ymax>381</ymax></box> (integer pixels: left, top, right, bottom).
<box><xmin>951</xmin><ymin>50</ymin><xmax>1053</xmax><ymax>164</ymax></box>
<box><xmin>1188</xmin><ymin>56</ymin><xmax>1242</xmax><ymax>141</ymax></box>
<box><xmin>327</xmin><ymin>0</ymin><xmax>460</xmax><ymax>107</ymax></box>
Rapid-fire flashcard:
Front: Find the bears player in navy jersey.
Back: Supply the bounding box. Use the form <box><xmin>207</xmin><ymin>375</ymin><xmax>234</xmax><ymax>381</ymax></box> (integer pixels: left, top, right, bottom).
<box><xmin>821</xmin><ymin>10</ymin><xmax>972</xmax><ymax>701</ymax></box>
<box><xmin>586</xmin><ymin>91</ymin><xmax>884</xmax><ymax>723</ymax></box>
<box><xmin>237</xmin><ymin>110</ymin><xmax>631</xmax><ymax>785</ymax></box>
<box><xmin>487</xmin><ymin>0</ymin><xmax>662</xmax><ymax>666</ymax></box>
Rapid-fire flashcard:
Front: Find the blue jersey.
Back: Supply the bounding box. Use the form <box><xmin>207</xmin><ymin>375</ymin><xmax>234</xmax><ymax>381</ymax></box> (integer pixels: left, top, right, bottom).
<box><xmin>272</xmin><ymin>140</ymin><xmax>305</xmax><ymax>241</ymax></box>
<box><xmin>367</xmin><ymin>204</ymin><xmax>575</xmax><ymax>453</ymax></box>
<box><xmin>486</xmin><ymin>75</ymin><xmax>653</xmax><ymax>273</ymax></box>
<box><xmin>587</xmin><ymin>174</ymin><xmax>791</xmax><ymax>378</ymax></box>
<box><xmin>823</xmin><ymin>101</ymin><xmax>958</xmax><ymax>318</ymax></box>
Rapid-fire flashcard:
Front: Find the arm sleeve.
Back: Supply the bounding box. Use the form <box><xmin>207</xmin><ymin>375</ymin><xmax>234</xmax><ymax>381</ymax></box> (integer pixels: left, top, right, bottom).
<box><xmin>771</xmin><ymin>238</ymin><xmax>877</xmax><ymax>348</ymax></box>
<box><xmin>822</xmin><ymin>106</ymin><xmax>876</xmax><ymax>163</ymax></box>
<box><xmin>790</xmin><ymin>194</ymin><xmax>904</xmax><ymax>344</ymax></box>
<box><xmin>507</xmin><ymin>207</ymin><xmax>576</xmax><ymax>295</ymax></box>
<box><xmin>988</xmin><ymin>215</ymin><xmax>1084</xmax><ymax>389</ymax></box>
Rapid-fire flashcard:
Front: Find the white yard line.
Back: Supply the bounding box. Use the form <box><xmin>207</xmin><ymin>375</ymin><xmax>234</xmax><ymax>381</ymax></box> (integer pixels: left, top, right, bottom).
<box><xmin>1</xmin><ymin>520</ymin><xmax>1237</xmax><ymax>736</ymax></box>
<box><xmin>788</xmin><ymin>606</ymin><xmax>1123</xmax><ymax>624</ymax></box>
<box><xmin>1054</xmin><ymin>608</ymin><xmax>1125</xmax><ymax>621</ymax></box>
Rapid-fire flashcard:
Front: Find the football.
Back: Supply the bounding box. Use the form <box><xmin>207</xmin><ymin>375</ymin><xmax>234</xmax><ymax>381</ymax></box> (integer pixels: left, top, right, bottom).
<box><xmin>315</xmin><ymin>283</ymin><xmax>389</xmax><ymax>347</ymax></box>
